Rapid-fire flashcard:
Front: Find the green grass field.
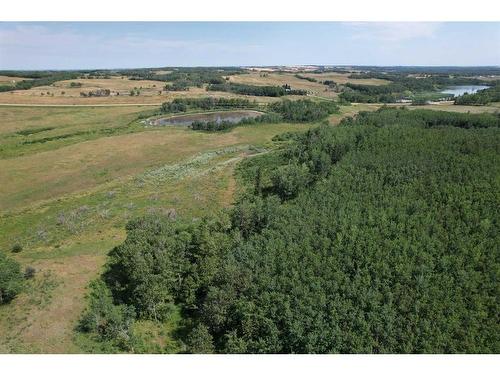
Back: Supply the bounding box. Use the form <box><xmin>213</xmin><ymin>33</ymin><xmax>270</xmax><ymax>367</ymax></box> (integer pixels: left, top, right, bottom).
<box><xmin>0</xmin><ymin>105</ymin><xmax>316</xmax><ymax>353</ymax></box>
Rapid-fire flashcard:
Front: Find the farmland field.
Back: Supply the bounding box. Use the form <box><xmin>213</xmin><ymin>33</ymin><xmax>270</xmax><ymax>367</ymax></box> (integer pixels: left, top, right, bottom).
<box><xmin>0</xmin><ymin>75</ymin><xmax>309</xmax><ymax>105</ymax></box>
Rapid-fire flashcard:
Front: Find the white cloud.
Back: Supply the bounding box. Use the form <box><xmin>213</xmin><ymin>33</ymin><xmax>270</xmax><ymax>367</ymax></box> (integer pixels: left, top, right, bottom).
<box><xmin>343</xmin><ymin>22</ymin><xmax>441</xmax><ymax>42</ymax></box>
<box><xmin>0</xmin><ymin>24</ymin><xmax>263</xmax><ymax>69</ymax></box>
<box><xmin>0</xmin><ymin>24</ymin><xmax>260</xmax><ymax>53</ymax></box>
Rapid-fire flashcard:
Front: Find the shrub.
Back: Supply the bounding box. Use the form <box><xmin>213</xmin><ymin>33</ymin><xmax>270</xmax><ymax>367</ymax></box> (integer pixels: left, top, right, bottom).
<box><xmin>24</xmin><ymin>266</ymin><xmax>36</xmax><ymax>279</ymax></box>
<box><xmin>11</xmin><ymin>243</ymin><xmax>23</xmax><ymax>253</ymax></box>
<box><xmin>184</xmin><ymin>324</ymin><xmax>215</xmax><ymax>353</ymax></box>
<box><xmin>0</xmin><ymin>252</ymin><xmax>23</xmax><ymax>304</ymax></box>
<box><xmin>271</xmin><ymin>163</ymin><xmax>310</xmax><ymax>200</ymax></box>
<box><xmin>78</xmin><ymin>279</ymin><xmax>136</xmax><ymax>350</ymax></box>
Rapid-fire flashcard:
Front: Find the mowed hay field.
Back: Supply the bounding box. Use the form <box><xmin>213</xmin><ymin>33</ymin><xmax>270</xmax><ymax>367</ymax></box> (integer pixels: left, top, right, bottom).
<box><xmin>0</xmin><ymin>104</ymin><xmax>320</xmax><ymax>353</ymax></box>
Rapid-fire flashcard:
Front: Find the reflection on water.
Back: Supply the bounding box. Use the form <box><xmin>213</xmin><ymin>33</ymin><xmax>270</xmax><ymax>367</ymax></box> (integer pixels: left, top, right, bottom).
<box><xmin>440</xmin><ymin>85</ymin><xmax>490</xmax><ymax>97</ymax></box>
<box><xmin>151</xmin><ymin>111</ymin><xmax>263</xmax><ymax>126</ymax></box>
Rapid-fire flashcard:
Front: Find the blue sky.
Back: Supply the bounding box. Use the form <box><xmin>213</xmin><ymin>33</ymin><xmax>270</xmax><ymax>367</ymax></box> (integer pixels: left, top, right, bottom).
<box><xmin>0</xmin><ymin>22</ymin><xmax>499</xmax><ymax>69</ymax></box>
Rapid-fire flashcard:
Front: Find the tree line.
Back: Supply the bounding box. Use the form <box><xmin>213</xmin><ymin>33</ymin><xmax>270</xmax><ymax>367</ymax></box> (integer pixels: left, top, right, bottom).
<box><xmin>0</xmin><ymin>71</ymin><xmax>82</xmax><ymax>93</ymax></box>
<box><xmin>160</xmin><ymin>97</ymin><xmax>256</xmax><ymax>114</ymax></box>
<box><xmin>454</xmin><ymin>83</ymin><xmax>500</xmax><ymax>106</ymax></box>
<box><xmin>207</xmin><ymin>83</ymin><xmax>307</xmax><ymax>97</ymax></box>
<box><xmin>294</xmin><ymin>74</ymin><xmax>318</xmax><ymax>82</ymax></box>
<box><xmin>188</xmin><ymin>99</ymin><xmax>339</xmax><ymax>131</ymax></box>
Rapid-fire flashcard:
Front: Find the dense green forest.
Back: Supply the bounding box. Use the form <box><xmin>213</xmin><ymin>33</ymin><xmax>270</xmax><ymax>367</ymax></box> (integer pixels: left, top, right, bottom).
<box><xmin>269</xmin><ymin>99</ymin><xmax>339</xmax><ymax>122</ymax></box>
<box><xmin>78</xmin><ymin>107</ymin><xmax>500</xmax><ymax>353</ymax></box>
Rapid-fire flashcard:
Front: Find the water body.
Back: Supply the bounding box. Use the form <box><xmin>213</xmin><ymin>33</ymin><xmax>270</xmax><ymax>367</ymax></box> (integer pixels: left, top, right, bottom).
<box><xmin>440</xmin><ymin>85</ymin><xmax>490</xmax><ymax>97</ymax></box>
<box><xmin>150</xmin><ymin>110</ymin><xmax>263</xmax><ymax>126</ymax></box>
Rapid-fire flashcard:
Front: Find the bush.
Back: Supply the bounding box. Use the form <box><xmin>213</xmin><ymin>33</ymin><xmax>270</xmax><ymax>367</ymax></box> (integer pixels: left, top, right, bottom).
<box><xmin>78</xmin><ymin>279</ymin><xmax>136</xmax><ymax>350</ymax></box>
<box><xmin>11</xmin><ymin>243</ymin><xmax>23</xmax><ymax>253</ymax></box>
<box><xmin>0</xmin><ymin>252</ymin><xmax>23</xmax><ymax>304</ymax></box>
<box><xmin>184</xmin><ymin>324</ymin><xmax>215</xmax><ymax>353</ymax></box>
<box><xmin>24</xmin><ymin>266</ymin><xmax>36</xmax><ymax>279</ymax></box>
<box><xmin>271</xmin><ymin>164</ymin><xmax>310</xmax><ymax>200</ymax></box>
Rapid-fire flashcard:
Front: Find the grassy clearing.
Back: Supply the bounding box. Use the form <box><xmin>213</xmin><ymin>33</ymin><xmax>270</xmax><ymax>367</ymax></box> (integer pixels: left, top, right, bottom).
<box><xmin>0</xmin><ymin>153</ymin><xmax>236</xmax><ymax>353</ymax></box>
<box><xmin>0</xmin><ymin>106</ymin><xmax>156</xmax><ymax>159</ymax></box>
<box><xmin>0</xmin><ymin>104</ymin><xmax>317</xmax><ymax>353</ymax></box>
<box><xmin>0</xmin><ymin>105</ymin><xmax>314</xmax><ymax>213</ymax></box>
<box><xmin>326</xmin><ymin>103</ymin><xmax>381</xmax><ymax>124</ymax></box>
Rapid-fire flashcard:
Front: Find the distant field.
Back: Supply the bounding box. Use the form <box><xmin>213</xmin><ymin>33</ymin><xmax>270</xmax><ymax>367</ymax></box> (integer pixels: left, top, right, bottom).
<box><xmin>475</xmin><ymin>75</ymin><xmax>500</xmax><ymax>82</ymax></box>
<box><xmin>229</xmin><ymin>71</ymin><xmax>338</xmax><ymax>98</ymax></box>
<box><xmin>301</xmin><ymin>72</ymin><xmax>391</xmax><ymax>85</ymax></box>
<box><xmin>0</xmin><ymin>76</ymin><xmax>286</xmax><ymax>105</ymax></box>
<box><xmin>0</xmin><ymin>72</ymin><xmax>391</xmax><ymax>105</ymax></box>
<box><xmin>0</xmin><ymin>75</ymin><xmax>32</xmax><ymax>86</ymax></box>
<box><xmin>228</xmin><ymin>71</ymin><xmax>391</xmax><ymax>100</ymax></box>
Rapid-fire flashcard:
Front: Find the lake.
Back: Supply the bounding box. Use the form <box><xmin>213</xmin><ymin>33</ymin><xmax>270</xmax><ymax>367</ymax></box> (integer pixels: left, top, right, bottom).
<box><xmin>149</xmin><ymin>110</ymin><xmax>263</xmax><ymax>126</ymax></box>
<box><xmin>440</xmin><ymin>85</ymin><xmax>490</xmax><ymax>97</ymax></box>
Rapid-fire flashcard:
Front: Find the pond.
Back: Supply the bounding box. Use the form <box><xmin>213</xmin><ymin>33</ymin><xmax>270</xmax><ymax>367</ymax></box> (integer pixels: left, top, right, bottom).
<box><xmin>149</xmin><ymin>110</ymin><xmax>264</xmax><ymax>126</ymax></box>
<box><xmin>440</xmin><ymin>85</ymin><xmax>490</xmax><ymax>97</ymax></box>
